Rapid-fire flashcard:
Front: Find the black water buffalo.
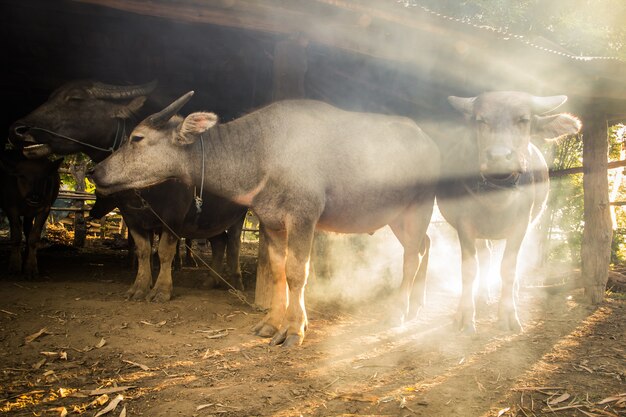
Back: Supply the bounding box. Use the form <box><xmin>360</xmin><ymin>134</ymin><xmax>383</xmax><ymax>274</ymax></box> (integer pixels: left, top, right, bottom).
<box><xmin>92</xmin><ymin>92</ymin><xmax>440</xmax><ymax>346</ymax></box>
<box><xmin>437</xmin><ymin>91</ymin><xmax>582</xmax><ymax>333</ymax></box>
<box><xmin>0</xmin><ymin>150</ymin><xmax>63</xmax><ymax>278</ymax></box>
<box><xmin>8</xmin><ymin>80</ymin><xmax>247</xmax><ymax>300</ymax></box>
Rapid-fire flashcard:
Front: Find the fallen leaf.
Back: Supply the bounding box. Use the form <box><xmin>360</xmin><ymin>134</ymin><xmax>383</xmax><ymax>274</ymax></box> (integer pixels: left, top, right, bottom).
<box><xmin>40</xmin><ymin>351</ymin><xmax>67</xmax><ymax>360</ymax></box>
<box><xmin>140</xmin><ymin>320</ymin><xmax>166</xmax><ymax>327</ymax></box>
<box><xmin>598</xmin><ymin>394</ymin><xmax>626</xmax><ymax>405</ymax></box>
<box><xmin>497</xmin><ymin>407</ymin><xmax>511</xmax><ymax>416</ymax></box>
<box><xmin>548</xmin><ymin>392</ymin><xmax>571</xmax><ymax>405</ymax></box>
<box><xmin>48</xmin><ymin>407</ymin><xmax>68</xmax><ymax>417</ymax></box>
<box><xmin>0</xmin><ymin>309</ymin><xmax>17</xmax><ymax>316</ymax></box>
<box><xmin>95</xmin><ymin>394</ymin><xmax>123</xmax><ymax>416</ymax></box>
<box><xmin>58</xmin><ymin>388</ymin><xmax>73</xmax><ymax>398</ymax></box>
<box><xmin>87</xmin><ymin>386</ymin><xmax>135</xmax><ymax>396</ymax></box>
<box><xmin>32</xmin><ymin>358</ymin><xmax>46</xmax><ymax>370</ymax></box>
<box><xmin>96</xmin><ymin>338</ymin><xmax>107</xmax><ymax>349</ymax></box>
<box><xmin>25</xmin><ymin>328</ymin><xmax>48</xmax><ymax>344</ymax></box>
<box><xmin>119</xmin><ymin>406</ymin><xmax>126</xmax><ymax>417</ymax></box>
<box><xmin>205</xmin><ymin>330</ymin><xmax>229</xmax><ymax>339</ymax></box>
<box><xmin>123</xmin><ymin>360</ymin><xmax>150</xmax><ymax>371</ymax></box>
<box><xmin>89</xmin><ymin>394</ymin><xmax>109</xmax><ymax>408</ymax></box>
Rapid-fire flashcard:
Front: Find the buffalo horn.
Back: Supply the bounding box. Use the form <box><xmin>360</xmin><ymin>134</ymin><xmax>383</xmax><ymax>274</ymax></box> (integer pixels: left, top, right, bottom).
<box><xmin>88</xmin><ymin>80</ymin><xmax>158</xmax><ymax>99</ymax></box>
<box><xmin>532</xmin><ymin>95</ymin><xmax>567</xmax><ymax>114</ymax></box>
<box><xmin>147</xmin><ymin>91</ymin><xmax>195</xmax><ymax>126</ymax></box>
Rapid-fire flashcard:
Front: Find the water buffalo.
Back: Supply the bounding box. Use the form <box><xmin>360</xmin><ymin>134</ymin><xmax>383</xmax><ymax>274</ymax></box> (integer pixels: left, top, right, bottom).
<box><xmin>0</xmin><ymin>150</ymin><xmax>63</xmax><ymax>278</ymax></box>
<box><xmin>92</xmin><ymin>92</ymin><xmax>440</xmax><ymax>346</ymax></box>
<box><xmin>8</xmin><ymin>80</ymin><xmax>247</xmax><ymax>300</ymax></box>
<box><xmin>437</xmin><ymin>91</ymin><xmax>582</xmax><ymax>333</ymax></box>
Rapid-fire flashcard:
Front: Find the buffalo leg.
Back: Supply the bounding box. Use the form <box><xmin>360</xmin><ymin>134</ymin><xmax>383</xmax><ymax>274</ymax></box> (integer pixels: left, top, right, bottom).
<box><xmin>225</xmin><ymin>213</ymin><xmax>245</xmax><ymax>290</ymax></box>
<box><xmin>23</xmin><ymin>212</ymin><xmax>48</xmax><ymax>279</ymax></box>
<box><xmin>476</xmin><ymin>239</ymin><xmax>494</xmax><ymax>309</ymax></box>
<box><xmin>498</xmin><ymin>231</ymin><xmax>525</xmax><ymax>332</ymax></box>
<box><xmin>7</xmin><ymin>210</ymin><xmax>23</xmax><ymax>274</ymax></box>
<box><xmin>269</xmin><ymin>217</ymin><xmax>315</xmax><ymax>347</ymax></box>
<box><xmin>409</xmin><ymin>235</ymin><xmax>430</xmax><ymax>320</ymax></box>
<box><xmin>456</xmin><ymin>229</ymin><xmax>478</xmax><ymax>333</ymax></box>
<box><xmin>253</xmin><ymin>226</ymin><xmax>288</xmax><ymax>339</ymax></box>
<box><xmin>125</xmin><ymin>228</ymin><xmax>153</xmax><ymax>300</ymax></box>
<box><xmin>147</xmin><ymin>230</ymin><xmax>178</xmax><ymax>302</ymax></box>
<box><xmin>390</xmin><ymin>201</ymin><xmax>433</xmax><ymax>324</ymax></box>
<box><xmin>184</xmin><ymin>238</ymin><xmax>197</xmax><ymax>267</ymax></box>
<box><xmin>127</xmin><ymin>231</ymin><xmax>137</xmax><ymax>269</ymax></box>
<box><xmin>207</xmin><ymin>233</ymin><xmax>227</xmax><ymax>286</ymax></box>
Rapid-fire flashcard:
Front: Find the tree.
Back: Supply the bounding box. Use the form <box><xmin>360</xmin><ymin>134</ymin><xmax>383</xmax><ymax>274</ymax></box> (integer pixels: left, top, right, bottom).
<box><xmin>405</xmin><ymin>0</ymin><xmax>626</xmax><ymax>59</ymax></box>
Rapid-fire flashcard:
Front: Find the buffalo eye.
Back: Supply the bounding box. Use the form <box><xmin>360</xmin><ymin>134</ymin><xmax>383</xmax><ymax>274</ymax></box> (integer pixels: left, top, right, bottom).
<box><xmin>518</xmin><ymin>116</ymin><xmax>531</xmax><ymax>125</ymax></box>
<box><xmin>131</xmin><ymin>134</ymin><xmax>144</xmax><ymax>143</ymax></box>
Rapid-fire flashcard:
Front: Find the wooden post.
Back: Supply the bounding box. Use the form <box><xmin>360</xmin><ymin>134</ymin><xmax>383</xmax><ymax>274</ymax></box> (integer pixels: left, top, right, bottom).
<box><xmin>581</xmin><ymin>116</ymin><xmax>612</xmax><ymax>304</ymax></box>
<box><xmin>254</xmin><ymin>33</ymin><xmax>308</xmax><ymax>308</ymax></box>
<box><xmin>70</xmin><ymin>162</ymin><xmax>87</xmax><ymax>248</ymax></box>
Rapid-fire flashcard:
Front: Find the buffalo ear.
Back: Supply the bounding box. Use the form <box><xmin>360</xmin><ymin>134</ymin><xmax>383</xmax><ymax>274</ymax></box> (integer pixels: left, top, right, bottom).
<box><xmin>177</xmin><ymin>112</ymin><xmax>219</xmax><ymax>145</ymax></box>
<box><xmin>532</xmin><ymin>113</ymin><xmax>582</xmax><ymax>141</ymax></box>
<box><xmin>448</xmin><ymin>96</ymin><xmax>476</xmax><ymax>119</ymax></box>
<box><xmin>115</xmin><ymin>96</ymin><xmax>147</xmax><ymax>119</ymax></box>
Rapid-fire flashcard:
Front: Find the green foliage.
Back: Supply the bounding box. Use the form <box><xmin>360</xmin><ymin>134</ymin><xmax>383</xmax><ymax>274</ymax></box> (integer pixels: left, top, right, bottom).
<box><xmin>59</xmin><ymin>153</ymin><xmax>96</xmax><ymax>192</ymax></box>
<box><xmin>542</xmin><ymin>134</ymin><xmax>584</xmax><ymax>266</ymax></box>
<box><xmin>408</xmin><ymin>0</ymin><xmax>626</xmax><ymax>58</ymax></box>
<box><xmin>545</xmin><ymin>125</ymin><xmax>626</xmax><ymax>266</ymax></box>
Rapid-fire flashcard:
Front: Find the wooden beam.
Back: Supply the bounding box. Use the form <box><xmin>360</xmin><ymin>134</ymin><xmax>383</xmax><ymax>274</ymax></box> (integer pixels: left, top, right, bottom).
<box><xmin>581</xmin><ymin>116</ymin><xmax>612</xmax><ymax>304</ymax></box>
<box><xmin>549</xmin><ymin>159</ymin><xmax>626</xmax><ymax>177</ymax></box>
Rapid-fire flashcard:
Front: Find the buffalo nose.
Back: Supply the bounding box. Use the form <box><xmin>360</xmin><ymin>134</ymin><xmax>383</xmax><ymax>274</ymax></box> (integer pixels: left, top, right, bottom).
<box><xmin>10</xmin><ymin>123</ymin><xmax>28</xmax><ymax>138</ymax></box>
<box><xmin>485</xmin><ymin>146</ymin><xmax>513</xmax><ymax>162</ymax></box>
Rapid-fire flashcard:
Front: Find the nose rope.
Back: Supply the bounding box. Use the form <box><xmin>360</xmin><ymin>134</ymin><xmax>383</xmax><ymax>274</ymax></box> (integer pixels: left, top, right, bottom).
<box><xmin>16</xmin><ymin>119</ymin><xmax>126</xmax><ymax>154</ymax></box>
<box><xmin>132</xmin><ymin>189</ymin><xmax>254</xmax><ymax>309</ymax></box>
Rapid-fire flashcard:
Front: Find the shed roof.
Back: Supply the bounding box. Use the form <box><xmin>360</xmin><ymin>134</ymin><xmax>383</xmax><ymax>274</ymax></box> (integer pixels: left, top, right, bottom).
<box><xmin>70</xmin><ymin>0</ymin><xmax>626</xmax><ymax>106</ymax></box>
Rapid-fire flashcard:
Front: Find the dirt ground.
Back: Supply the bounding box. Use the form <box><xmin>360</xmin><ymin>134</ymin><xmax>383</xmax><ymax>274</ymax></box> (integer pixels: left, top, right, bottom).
<box><xmin>0</xmin><ymin>234</ymin><xmax>624</xmax><ymax>417</ymax></box>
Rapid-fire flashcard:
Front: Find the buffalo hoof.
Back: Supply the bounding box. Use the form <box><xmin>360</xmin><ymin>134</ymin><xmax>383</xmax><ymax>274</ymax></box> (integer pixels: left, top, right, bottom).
<box><xmin>147</xmin><ymin>287</ymin><xmax>172</xmax><ymax>302</ymax></box>
<box><xmin>406</xmin><ymin>305</ymin><xmax>423</xmax><ymax>322</ymax></box>
<box><xmin>126</xmin><ymin>286</ymin><xmax>150</xmax><ymax>301</ymax></box>
<box><xmin>230</xmin><ymin>273</ymin><xmax>244</xmax><ymax>291</ymax></box>
<box><xmin>454</xmin><ymin>310</ymin><xmax>477</xmax><ymax>334</ymax></box>
<box><xmin>497</xmin><ymin>312</ymin><xmax>523</xmax><ymax>333</ymax></box>
<box><xmin>254</xmin><ymin>322</ymin><xmax>278</xmax><ymax>338</ymax></box>
<box><xmin>268</xmin><ymin>327</ymin><xmax>303</xmax><ymax>347</ymax></box>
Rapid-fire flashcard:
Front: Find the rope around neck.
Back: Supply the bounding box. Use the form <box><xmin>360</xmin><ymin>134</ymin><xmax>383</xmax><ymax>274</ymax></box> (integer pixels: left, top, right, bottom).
<box><xmin>194</xmin><ymin>134</ymin><xmax>205</xmax><ymax>214</ymax></box>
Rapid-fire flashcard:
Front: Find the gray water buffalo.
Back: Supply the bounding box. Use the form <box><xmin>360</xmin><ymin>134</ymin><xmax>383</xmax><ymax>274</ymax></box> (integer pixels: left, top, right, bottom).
<box><xmin>92</xmin><ymin>92</ymin><xmax>440</xmax><ymax>346</ymax></box>
<box><xmin>437</xmin><ymin>91</ymin><xmax>582</xmax><ymax>333</ymax></box>
<box><xmin>8</xmin><ymin>80</ymin><xmax>247</xmax><ymax>299</ymax></box>
<box><xmin>0</xmin><ymin>150</ymin><xmax>63</xmax><ymax>278</ymax></box>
